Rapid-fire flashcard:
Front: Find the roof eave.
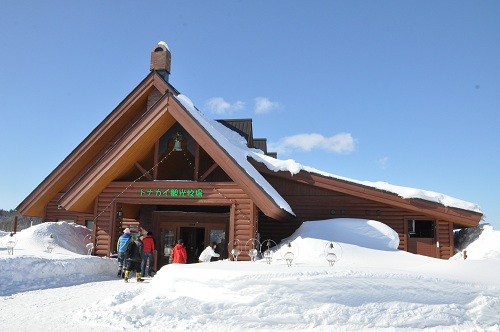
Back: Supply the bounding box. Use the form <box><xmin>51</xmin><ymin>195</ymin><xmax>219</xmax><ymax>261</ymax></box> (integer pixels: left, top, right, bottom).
<box><xmin>17</xmin><ymin>72</ymin><xmax>170</xmax><ymax>216</ymax></box>
<box><xmin>252</xmin><ymin>162</ymin><xmax>482</xmax><ymax>227</ymax></box>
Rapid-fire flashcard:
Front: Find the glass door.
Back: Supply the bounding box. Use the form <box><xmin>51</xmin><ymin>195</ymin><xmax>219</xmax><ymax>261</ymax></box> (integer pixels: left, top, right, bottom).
<box><xmin>160</xmin><ymin>228</ymin><xmax>176</xmax><ymax>266</ymax></box>
<box><xmin>180</xmin><ymin>227</ymin><xmax>205</xmax><ymax>263</ymax></box>
<box><xmin>208</xmin><ymin>228</ymin><xmax>226</xmax><ymax>261</ymax></box>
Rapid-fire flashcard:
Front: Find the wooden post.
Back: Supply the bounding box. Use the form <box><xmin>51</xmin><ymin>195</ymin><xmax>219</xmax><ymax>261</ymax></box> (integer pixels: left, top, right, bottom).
<box><xmin>13</xmin><ymin>216</ymin><xmax>18</xmax><ymax>234</ymax></box>
<box><xmin>153</xmin><ymin>249</ymin><xmax>158</xmax><ymax>272</ymax></box>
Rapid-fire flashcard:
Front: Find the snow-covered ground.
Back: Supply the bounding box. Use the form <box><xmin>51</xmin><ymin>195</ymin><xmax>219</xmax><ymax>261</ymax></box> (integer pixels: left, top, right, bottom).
<box><xmin>1</xmin><ymin>220</ymin><xmax>499</xmax><ymax>331</ymax></box>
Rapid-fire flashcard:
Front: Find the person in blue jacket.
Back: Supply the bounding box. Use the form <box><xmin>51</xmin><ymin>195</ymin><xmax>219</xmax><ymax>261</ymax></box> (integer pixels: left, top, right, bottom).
<box><xmin>116</xmin><ymin>228</ymin><xmax>132</xmax><ymax>277</ymax></box>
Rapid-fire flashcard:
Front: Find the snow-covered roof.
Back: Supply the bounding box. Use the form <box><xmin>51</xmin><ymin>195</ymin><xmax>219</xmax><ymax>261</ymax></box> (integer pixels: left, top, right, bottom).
<box><xmin>175</xmin><ymin>94</ymin><xmax>482</xmax><ymax>215</ymax></box>
<box><xmin>252</xmin><ymin>153</ymin><xmax>483</xmax><ymax>214</ymax></box>
<box><xmin>176</xmin><ymin>94</ymin><xmax>294</xmax><ymax>215</ymax></box>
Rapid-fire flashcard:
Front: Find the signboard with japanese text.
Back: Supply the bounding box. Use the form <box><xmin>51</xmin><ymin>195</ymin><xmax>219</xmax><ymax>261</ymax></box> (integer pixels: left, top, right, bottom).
<box><xmin>139</xmin><ymin>188</ymin><xmax>203</xmax><ymax>198</ymax></box>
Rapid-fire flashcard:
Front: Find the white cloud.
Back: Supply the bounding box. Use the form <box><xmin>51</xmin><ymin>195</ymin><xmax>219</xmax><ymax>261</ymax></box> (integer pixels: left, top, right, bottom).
<box><xmin>254</xmin><ymin>97</ymin><xmax>281</xmax><ymax>114</ymax></box>
<box><xmin>269</xmin><ymin>133</ymin><xmax>355</xmax><ymax>155</ymax></box>
<box><xmin>378</xmin><ymin>156</ymin><xmax>389</xmax><ymax>170</ymax></box>
<box><xmin>205</xmin><ymin>97</ymin><xmax>245</xmax><ymax>115</ymax></box>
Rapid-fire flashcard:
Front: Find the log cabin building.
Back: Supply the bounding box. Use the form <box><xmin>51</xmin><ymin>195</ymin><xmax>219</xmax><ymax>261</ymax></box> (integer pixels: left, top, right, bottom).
<box><xmin>17</xmin><ymin>42</ymin><xmax>482</xmax><ymax>266</ymax></box>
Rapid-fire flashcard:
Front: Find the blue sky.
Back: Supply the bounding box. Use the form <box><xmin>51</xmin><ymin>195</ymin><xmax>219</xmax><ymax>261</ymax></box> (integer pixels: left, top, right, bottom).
<box><xmin>1</xmin><ymin>1</ymin><xmax>498</xmax><ymax>229</ymax></box>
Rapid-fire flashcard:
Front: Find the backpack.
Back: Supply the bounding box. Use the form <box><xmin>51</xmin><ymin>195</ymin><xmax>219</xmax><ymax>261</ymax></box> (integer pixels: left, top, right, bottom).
<box><xmin>125</xmin><ymin>238</ymin><xmax>135</xmax><ymax>257</ymax></box>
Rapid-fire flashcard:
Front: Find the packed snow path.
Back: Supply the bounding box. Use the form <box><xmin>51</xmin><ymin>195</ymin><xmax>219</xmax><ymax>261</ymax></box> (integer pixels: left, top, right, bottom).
<box><xmin>0</xmin><ymin>279</ymin><xmax>146</xmax><ymax>331</ymax></box>
<box><xmin>1</xmin><ymin>268</ymin><xmax>499</xmax><ymax>331</ymax></box>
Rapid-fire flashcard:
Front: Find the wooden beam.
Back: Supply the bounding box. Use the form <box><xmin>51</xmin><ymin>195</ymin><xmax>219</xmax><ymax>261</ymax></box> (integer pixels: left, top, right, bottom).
<box><xmin>198</xmin><ymin>162</ymin><xmax>219</xmax><ymax>182</ymax></box>
<box><xmin>135</xmin><ymin>162</ymin><xmax>153</xmax><ymax>180</ymax></box>
<box><xmin>153</xmin><ymin>140</ymin><xmax>159</xmax><ymax>180</ymax></box>
<box><xmin>194</xmin><ymin>142</ymin><xmax>200</xmax><ymax>181</ymax></box>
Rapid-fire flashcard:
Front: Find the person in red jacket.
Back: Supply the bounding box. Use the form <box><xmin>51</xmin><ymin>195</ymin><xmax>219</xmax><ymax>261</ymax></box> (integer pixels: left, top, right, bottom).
<box><xmin>141</xmin><ymin>231</ymin><xmax>156</xmax><ymax>277</ymax></box>
<box><xmin>171</xmin><ymin>239</ymin><xmax>187</xmax><ymax>264</ymax></box>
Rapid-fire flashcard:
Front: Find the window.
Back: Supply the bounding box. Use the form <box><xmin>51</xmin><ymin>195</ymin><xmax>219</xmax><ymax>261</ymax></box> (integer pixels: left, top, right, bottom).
<box><xmin>85</xmin><ymin>220</ymin><xmax>94</xmax><ymax>230</ymax></box>
<box><xmin>408</xmin><ymin>219</ymin><xmax>435</xmax><ymax>238</ymax></box>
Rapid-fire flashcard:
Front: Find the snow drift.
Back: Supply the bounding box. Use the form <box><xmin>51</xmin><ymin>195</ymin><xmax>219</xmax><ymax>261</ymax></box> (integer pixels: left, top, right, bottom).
<box><xmin>1</xmin><ymin>220</ymin><xmax>499</xmax><ymax>331</ymax></box>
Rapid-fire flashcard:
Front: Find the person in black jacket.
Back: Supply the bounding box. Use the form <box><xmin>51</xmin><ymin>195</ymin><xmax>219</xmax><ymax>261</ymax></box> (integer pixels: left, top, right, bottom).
<box><xmin>123</xmin><ymin>234</ymin><xmax>144</xmax><ymax>283</ymax></box>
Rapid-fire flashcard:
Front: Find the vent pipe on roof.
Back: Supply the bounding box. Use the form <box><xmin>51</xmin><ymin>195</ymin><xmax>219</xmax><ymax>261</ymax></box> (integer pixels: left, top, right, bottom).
<box><xmin>150</xmin><ymin>41</ymin><xmax>171</xmax><ymax>82</ymax></box>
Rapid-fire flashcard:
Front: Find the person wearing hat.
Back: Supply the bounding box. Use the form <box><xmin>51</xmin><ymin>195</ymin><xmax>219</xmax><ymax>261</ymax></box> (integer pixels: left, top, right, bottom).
<box><xmin>123</xmin><ymin>233</ymin><xmax>144</xmax><ymax>283</ymax></box>
<box><xmin>116</xmin><ymin>228</ymin><xmax>132</xmax><ymax>277</ymax></box>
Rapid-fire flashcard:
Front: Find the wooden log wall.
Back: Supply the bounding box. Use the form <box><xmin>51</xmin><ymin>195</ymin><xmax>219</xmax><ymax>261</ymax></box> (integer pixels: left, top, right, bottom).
<box><xmin>260</xmin><ymin>175</ymin><xmax>444</xmax><ymax>256</ymax></box>
<box><xmin>94</xmin><ymin>194</ymin><xmax>114</xmax><ymax>256</ymax></box>
<box><xmin>437</xmin><ymin>220</ymin><xmax>454</xmax><ymax>259</ymax></box>
<box><xmin>94</xmin><ymin>181</ymin><xmax>255</xmax><ymax>257</ymax></box>
<box><xmin>45</xmin><ymin>193</ymin><xmax>93</xmax><ymax>225</ymax></box>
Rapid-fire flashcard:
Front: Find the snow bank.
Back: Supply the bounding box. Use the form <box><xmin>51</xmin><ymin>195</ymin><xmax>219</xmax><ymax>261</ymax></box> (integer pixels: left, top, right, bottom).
<box><xmin>281</xmin><ymin>218</ymin><xmax>400</xmax><ymax>251</ymax></box>
<box><xmin>74</xmin><ymin>219</ymin><xmax>500</xmax><ymax>331</ymax></box>
<box><xmin>10</xmin><ymin>221</ymin><xmax>93</xmax><ymax>255</ymax></box>
<box><xmin>452</xmin><ymin>224</ymin><xmax>500</xmax><ymax>260</ymax></box>
<box><xmin>2</xmin><ymin>220</ymin><xmax>500</xmax><ymax>331</ymax></box>
<box><xmin>0</xmin><ymin>222</ymin><xmax>118</xmax><ymax>296</ymax></box>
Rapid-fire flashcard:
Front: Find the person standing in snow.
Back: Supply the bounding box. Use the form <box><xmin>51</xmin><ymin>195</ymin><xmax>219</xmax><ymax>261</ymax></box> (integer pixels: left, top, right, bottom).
<box><xmin>141</xmin><ymin>231</ymin><xmax>156</xmax><ymax>277</ymax></box>
<box><xmin>116</xmin><ymin>228</ymin><xmax>132</xmax><ymax>277</ymax></box>
<box><xmin>171</xmin><ymin>238</ymin><xmax>187</xmax><ymax>264</ymax></box>
<box><xmin>123</xmin><ymin>234</ymin><xmax>144</xmax><ymax>282</ymax></box>
<box><xmin>198</xmin><ymin>242</ymin><xmax>220</xmax><ymax>262</ymax></box>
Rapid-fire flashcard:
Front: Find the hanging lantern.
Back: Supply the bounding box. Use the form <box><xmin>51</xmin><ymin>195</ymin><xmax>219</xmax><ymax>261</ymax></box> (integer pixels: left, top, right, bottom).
<box><xmin>84</xmin><ymin>234</ymin><xmax>94</xmax><ymax>255</ymax></box>
<box><xmin>245</xmin><ymin>238</ymin><xmax>261</xmax><ymax>262</ymax></box>
<box><xmin>46</xmin><ymin>233</ymin><xmax>56</xmax><ymax>253</ymax></box>
<box><xmin>231</xmin><ymin>248</ymin><xmax>241</xmax><ymax>261</ymax></box>
<box><xmin>260</xmin><ymin>239</ymin><xmax>277</xmax><ymax>265</ymax></box>
<box><xmin>283</xmin><ymin>242</ymin><xmax>295</xmax><ymax>267</ymax></box>
<box><xmin>263</xmin><ymin>249</ymin><xmax>273</xmax><ymax>264</ymax></box>
<box><xmin>5</xmin><ymin>232</ymin><xmax>17</xmax><ymax>255</ymax></box>
<box><xmin>230</xmin><ymin>239</ymin><xmax>241</xmax><ymax>261</ymax></box>
<box><xmin>325</xmin><ymin>242</ymin><xmax>337</xmax><ymax>266</ymax></box>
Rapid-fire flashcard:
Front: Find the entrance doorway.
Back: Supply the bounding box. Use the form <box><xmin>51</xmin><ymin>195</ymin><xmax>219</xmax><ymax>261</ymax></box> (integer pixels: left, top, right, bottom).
<box><xmin>154</xmin><ymin>211</ymin><xmax>229</xmax><ymax>268</ymax></box>
<box><xmin>407</xmin><ymin>219</ymin><xmax>436</xmax><ymax>257</ymax></box>
<box><xmin>180</xmin><ymin>227</ymin><xmax>205</xmax><ymax>263</ymax></box>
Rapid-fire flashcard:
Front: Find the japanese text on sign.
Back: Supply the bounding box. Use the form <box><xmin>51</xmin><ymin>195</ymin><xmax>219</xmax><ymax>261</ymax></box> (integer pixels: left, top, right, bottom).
<box><xmin>139</xmin><ymin>188</ymin><xmax>203</xmax><ymax>198</ymax></box>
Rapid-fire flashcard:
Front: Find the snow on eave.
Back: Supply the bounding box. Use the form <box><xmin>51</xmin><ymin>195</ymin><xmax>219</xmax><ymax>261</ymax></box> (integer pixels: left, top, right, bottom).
<box><xmin>174</xmin><ymin>94</ymin><xmax>482</xmax><ymax>216</ymax></box>
<box><xmin>174</xmin><ymin>94</ymin><xmax>294</xmax><ymax>216</ymax></box>
<box><xmin>249</xmin><ymin>152</ymin><xmax>483</xmax><ymax>215</ymax></box>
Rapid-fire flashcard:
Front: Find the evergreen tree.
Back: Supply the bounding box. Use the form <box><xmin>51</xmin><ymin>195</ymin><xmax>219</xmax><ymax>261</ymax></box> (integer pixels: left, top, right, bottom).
<box><xmin>0</xmin><ymin>209</ymin><xmax>43</xmax><ymax>232</ymax></box>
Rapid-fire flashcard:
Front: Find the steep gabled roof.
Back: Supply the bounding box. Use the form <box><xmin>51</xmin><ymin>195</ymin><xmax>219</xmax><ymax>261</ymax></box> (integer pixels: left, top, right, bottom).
<box><xmin>34</xmin><ymin>77</ymin><xmax>293</xmax><ymax>219</ymax></box>
<box><xmin>17</xmin><ymin>72</ymin><xmax>171</xmax><ymax>216</ymax></box>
